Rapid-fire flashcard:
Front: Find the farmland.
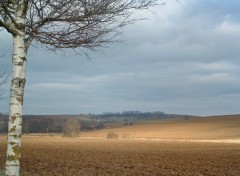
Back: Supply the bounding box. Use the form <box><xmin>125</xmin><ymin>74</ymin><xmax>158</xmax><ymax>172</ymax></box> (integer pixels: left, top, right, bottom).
<box><xmin>0</xmin><ymin>115</ymin><xmax>240</xmax><ymax>175</ymax></box>
<box><xmin>79</xmin><ymin>115</ymin><xmax>240</xmax><ymax>140</ymax></box>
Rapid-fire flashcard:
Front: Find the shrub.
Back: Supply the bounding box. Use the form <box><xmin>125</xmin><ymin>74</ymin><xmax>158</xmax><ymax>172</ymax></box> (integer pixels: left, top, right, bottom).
<box><xmin>107</xmin><ymin>131</ymin><xmax>118</xmax><ymax>139</ymax></box>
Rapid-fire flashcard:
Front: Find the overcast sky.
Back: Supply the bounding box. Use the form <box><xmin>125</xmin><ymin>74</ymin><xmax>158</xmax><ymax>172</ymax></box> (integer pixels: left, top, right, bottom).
<box><xmin>1</xmin><ymin>0</ymin><xmax>240</xmax><ymax>116</ymax></box>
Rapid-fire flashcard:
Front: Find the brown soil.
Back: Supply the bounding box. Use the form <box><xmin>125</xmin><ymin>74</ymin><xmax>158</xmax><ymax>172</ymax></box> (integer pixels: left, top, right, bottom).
<box><xmin>0</xmin><ymin>136</ymin><xmax>239</xmax><ymax>176</ymax></box>
<box><xmin>0</xmin><ymin>116</ymin><xmax>239</xmax><ymax>176</ymax></box>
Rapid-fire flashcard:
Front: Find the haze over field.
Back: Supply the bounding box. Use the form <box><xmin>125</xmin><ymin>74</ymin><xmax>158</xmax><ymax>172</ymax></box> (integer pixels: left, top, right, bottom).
<box><xmin>1</xmin><ymin>0</ymin><xmax>240</xmax><ymax>115</ymax></box>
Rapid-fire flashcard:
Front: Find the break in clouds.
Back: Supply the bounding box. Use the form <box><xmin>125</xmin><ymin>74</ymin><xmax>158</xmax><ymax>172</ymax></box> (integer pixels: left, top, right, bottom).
<box><xmin>1</xmin><ymin>0</ymin><xmax>240</xmax><ymax>115</ymax></box>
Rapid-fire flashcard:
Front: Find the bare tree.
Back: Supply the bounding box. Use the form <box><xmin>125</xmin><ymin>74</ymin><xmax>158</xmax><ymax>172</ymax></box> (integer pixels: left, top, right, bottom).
<box><xmin>62</xmin><ymin>118</ymin><xmax>80</xmax><ymax>137</ymax></box>
<box><xmin>0</xmin><ymin>0</ymin><xmax>159</xmax><ymax>175</ymax></box>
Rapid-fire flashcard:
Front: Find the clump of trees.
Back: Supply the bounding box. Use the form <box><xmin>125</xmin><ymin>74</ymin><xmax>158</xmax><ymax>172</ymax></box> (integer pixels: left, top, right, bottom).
<box><xmin>62</xmin><ymin>119</ymin><xmax>80</xmax><ymax>137</ymax></box>
<box><xmin>80</xmin><ymin>119</ymin><xmax>105</xmax><ymax>130</ymax></box>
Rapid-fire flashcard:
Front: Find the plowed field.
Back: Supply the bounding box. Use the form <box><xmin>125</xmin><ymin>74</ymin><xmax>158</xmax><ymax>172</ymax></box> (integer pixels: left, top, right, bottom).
<box><xmin>0</xmin><ymin>116</ymin><xmax>240</xmax><ymax>175</ymax></box>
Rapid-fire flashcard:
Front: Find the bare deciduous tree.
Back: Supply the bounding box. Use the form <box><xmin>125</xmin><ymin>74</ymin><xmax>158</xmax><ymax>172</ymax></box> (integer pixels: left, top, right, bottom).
<box><xmin>0</xmin><ymin>0</ymin><xmax>160</xmax><ymax>175</ymax></box>
<box><xmin>62</xmin><ymin>118</ymin><xmax>80</xmax><ymax>137</ymax></box>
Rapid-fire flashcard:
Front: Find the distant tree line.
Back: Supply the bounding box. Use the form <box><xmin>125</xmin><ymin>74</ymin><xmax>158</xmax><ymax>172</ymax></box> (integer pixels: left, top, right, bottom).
<box><xmin>21</xmin><ymin>117</ymin><xmax>105</xmax><ymax>134</ymax></box>
<box><xmin>0</xmin><ymin>115</ymin><xmax>105</xmax><ymax>133</ymax></box>
<box><xmin>0</xmin><ymin>111</ymin><xmax>189</xmax><ymax>133</ymax></box>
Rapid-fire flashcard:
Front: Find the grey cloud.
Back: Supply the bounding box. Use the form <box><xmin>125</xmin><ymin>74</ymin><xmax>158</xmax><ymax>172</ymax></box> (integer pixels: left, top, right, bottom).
<box><xmin>1</xmin><ymin>0</ymin><xmax>240</xmax><ymax>115</ymax></box>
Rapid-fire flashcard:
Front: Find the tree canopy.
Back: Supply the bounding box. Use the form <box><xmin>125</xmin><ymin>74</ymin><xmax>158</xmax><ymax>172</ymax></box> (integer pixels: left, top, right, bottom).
<box><xmin>0</xmin><ymin>0</ymin><xmax>158</xmax><ymax>52</ymax></box>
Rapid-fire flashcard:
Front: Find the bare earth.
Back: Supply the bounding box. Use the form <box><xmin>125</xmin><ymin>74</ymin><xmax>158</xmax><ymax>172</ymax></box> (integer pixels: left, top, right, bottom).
<box><xmin>0</xmin><ymin>115</ymin><xmax>240</xmax><ymax>176</ymax></box>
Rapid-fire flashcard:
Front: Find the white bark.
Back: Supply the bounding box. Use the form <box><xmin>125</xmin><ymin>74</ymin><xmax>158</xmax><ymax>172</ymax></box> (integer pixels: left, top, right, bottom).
<box><xmin>5</xmin><ymin>31</ymin><xmax>27</xmax><ymax>176</ymax></box>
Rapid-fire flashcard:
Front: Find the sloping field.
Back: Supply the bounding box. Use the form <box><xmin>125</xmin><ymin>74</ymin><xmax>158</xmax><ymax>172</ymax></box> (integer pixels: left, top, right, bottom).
<box><xmin>0</xmin><ymin>115</ymin><xmax>239</xmax><ymax>175</ymax></box>
<box><xmin>80</xmin><ymin>115</ymin><xmax>240</xmax><ymax>141</ymax></box>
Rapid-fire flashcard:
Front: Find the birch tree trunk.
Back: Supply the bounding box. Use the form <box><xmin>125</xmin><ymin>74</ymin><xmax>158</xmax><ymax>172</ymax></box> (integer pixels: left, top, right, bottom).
<box><xmin>5</xmin><ymin>31</ymin><xmax>27</xmax><ymax>176</ymax></box>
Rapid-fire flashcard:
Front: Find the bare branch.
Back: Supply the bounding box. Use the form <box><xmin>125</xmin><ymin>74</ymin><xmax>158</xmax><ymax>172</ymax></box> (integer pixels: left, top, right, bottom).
<box><xmin>0</xmin><ymin>19</ymin><xmax>17</xmax><ymax>35</ymax></box>
<box><xmin>1</xmin><ymin>4</ymin><xmax>18</xmax><ymax>27</ymax></box>
<box><xmin>2</xmin><ymin>0</ymin><xmax>160</xmax><ymax>51</ymax></box>
<box><xmin>22</xmin><ymin>0</ymin><xmax>30</xmax><ymax>17</ymax></box>
<box><xmin>24</xmin><ymin>0</ymin><xmax>159</xmax><ymax>52</ymax></box>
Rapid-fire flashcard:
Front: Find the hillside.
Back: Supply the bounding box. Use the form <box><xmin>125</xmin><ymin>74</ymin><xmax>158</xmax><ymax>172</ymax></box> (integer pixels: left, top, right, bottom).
<box><xmin>0</xmin><ymin>112</ymin><xmax>196</xmax><ymax>133</ymax></box>
<box><xmin>79</xmin><ymin>115</ymin><xmax>240</xmax><ymax>140</ymax></box>
<box><xmin>1</xmin><ymin>113</ymin><xmax>239</xmax><ymax>140</ymax></box>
